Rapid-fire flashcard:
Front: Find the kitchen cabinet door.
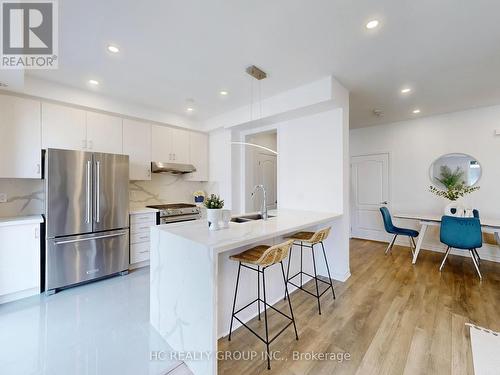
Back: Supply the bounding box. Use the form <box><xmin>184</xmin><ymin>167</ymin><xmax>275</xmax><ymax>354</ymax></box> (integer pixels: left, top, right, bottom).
<box><xmin>0</xmin><ymin>94</ymin><xmax>42</xmax><ymax>178</ymax></box>
<box><xmin>86</xmin><ymin>111</ymin><xmax>123</xmax><ymax>154</ymax></box>
<box><xmin>123</xmin><ymin>119</ymin><xmax>152</xmax><ymax>180</ymax></box>
<box><xmin>41</xmin><ymin>102</ymin><xmax>87</xmax><ymax>151</ymax></box>
<box><xmin>0</xmin><ymin>223</ymin><xmax>40</xmax><ymax>301</ymax></box>
<box><xmin>151</xmin><ymin>125</ymin><xmax>173</xmax><ymax>162</ymax></box>
<box><xmin>171</xmin><ymin>128</ymin><xmax>190</xmax><ymax>164</ymax></box>
<box><xmin>186</xmin><ymin>132</ymin><xmax>209</xmax><ymax>181</ymax></box>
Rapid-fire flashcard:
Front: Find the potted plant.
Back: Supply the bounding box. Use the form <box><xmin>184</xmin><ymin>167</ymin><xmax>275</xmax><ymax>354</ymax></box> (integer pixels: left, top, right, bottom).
<box><xmin>204</xmin><ymin>194</ymin><xmax>224</xmax><ymax>230</ymax></box>
<box><xmin>429</xmin><ymin>165</ymin><xmax>480</xmax><ymax>216</ymax></box>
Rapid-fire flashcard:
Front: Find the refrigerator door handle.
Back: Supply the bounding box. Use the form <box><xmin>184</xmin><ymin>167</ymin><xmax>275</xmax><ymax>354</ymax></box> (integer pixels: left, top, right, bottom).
<box><xmin>86</xmin><ymin>160</ymin><xmax>91</xmax><ymax>223</ymax></box>
<box><xmin>95</xmin><ymin>160</ymin><xmax>101</xmax><ymax>223</ymax></box>
<box><xmin>54</xmin><ymin>231</ymin><xmax>128</xmax><ymax>245</ymax></box>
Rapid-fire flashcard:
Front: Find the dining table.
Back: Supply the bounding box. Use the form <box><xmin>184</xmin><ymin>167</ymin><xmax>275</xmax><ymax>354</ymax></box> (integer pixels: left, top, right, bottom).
<box><xmin>393</xmin><ymin>213</ymin><xmax>500</xmax><ymax>264</ymax></box>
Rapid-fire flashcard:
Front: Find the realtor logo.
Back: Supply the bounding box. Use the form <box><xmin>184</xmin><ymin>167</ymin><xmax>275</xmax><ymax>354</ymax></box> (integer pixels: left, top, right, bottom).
<box><xmin>1</xmin><ymin>0</ymin><xmax>58</xmax><ymax>69</ymax></box>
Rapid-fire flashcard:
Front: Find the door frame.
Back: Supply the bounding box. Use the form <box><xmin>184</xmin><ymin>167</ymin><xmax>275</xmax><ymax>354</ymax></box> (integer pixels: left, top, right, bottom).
<box><xmin>350</xmin><ymin>152</ymin><xmax>392</xmax><ymax>240</ymax></box>
<box><xmin>237</xmin><ymin>124</ymin><xmax>279</xmax><ymax>213</ymax></box>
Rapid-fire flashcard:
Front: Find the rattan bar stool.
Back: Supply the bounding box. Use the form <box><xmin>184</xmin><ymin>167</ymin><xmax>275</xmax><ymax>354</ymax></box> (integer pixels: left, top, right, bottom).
<box><xmin>228</xmin><ymin>239</ymin><xmax>298</xmax><ymax>370</ymax></box>
<box><xmin>284</xmin><ymin>227</ymin><xmax>335</xmax><ymax>315</ymax></box>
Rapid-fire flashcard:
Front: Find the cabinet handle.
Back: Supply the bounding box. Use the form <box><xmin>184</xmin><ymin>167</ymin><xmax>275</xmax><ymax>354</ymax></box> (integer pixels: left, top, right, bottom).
<box><xmin>139</xmin><ymin>250</ymin><xmax>149</xmax><ymax>254</ymax></box>
<box><xmin>35</xmin><ymin>227</ymin><xmax>39</xmax><ymax>239</ymax></box>
<box><xmin>88</xmin><ymin>140</ymin><xmax>93</xmax><ymax>150</ymax></box>
<box><xmin>36</xmin><ymin>164</ymin><xmax>40</xmax><ymax>174</ymax></box>
<box><xmin>173</xmin><ymin>153</ymin><xmax>176</xmax><ymax>161</ymax></box>
<box><xmin>147</xmin><ymin>166</ymin><xmax>151</xmax><ymax>177</ymax></box>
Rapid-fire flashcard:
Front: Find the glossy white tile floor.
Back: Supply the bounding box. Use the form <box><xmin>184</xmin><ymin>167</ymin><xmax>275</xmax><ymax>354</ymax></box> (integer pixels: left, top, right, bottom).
<box><xmin>0</xmin><ymin>268</ymin><xmax>184</xmax><ymax>375</ymax></box>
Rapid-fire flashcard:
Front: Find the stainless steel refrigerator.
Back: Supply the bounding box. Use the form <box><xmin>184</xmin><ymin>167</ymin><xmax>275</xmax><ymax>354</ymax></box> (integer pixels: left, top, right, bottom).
<box><xmin>45</xmin><ymin>149</ymin><xmax>130</xmax><ymax>294</ymax></box>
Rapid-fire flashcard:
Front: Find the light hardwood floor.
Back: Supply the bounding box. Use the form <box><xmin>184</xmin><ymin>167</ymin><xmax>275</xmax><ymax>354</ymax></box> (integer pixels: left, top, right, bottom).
<box><xmin>218</xmin><ymin>239</ymin><xmax>500</xmax><ymax>374</ymax></box>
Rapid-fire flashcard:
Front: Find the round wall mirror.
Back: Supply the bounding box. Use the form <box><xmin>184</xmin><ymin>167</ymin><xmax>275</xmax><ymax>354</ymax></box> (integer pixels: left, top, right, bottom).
<box><xmin>430</xmin><ymin>153</ymin><xmax>481</xmax><ymax>188</ymax></box>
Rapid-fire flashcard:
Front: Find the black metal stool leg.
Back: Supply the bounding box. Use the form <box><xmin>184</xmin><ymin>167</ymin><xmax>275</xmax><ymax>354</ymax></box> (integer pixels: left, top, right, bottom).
<box><xmin>320</xmin><ymin>241</ymin><xmax>336</xmax><ymax>300</ymax></box>
<box><xmin>311</xmin><ymin>244</ymin><xmax>322</xmax><ymax>315</ymax></box>
<box><xmin>262</xmin><ymin>267</ymin><xmax>271</xmax><ymax>370</ymax></box>
<box><xmin>280</xmin><ymin>261</ymin><xmax>299</xmax><ymax>340</ymax></box>
<box><xmin>228</xmin><ymin>262</ymin><xmax>242</xmax><ymax>341</ymax></box>
<box><xmin>257</xmin><ymin>266</ymin><xmax>261</xmax><ymax>320</ymax></box>
<box><xmin>300</xmin><ymin>241</ymin><xmax>303</xmax><ymax>286</ymax></box>
<box><xmin>284</xmin><ymin>245</ymin><xmax>293</xmax><ymax>301</ymax></box>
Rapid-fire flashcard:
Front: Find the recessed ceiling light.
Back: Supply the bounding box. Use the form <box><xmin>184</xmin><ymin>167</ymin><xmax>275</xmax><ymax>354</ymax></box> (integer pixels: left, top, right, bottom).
<box><xmin>412</xmin><ymin>109</ymin><xmax>421</xmax><ymax>114</ymax></box>
<box><xmin>220</xmin><ymin>90</ymin><xmax>228</xmax><ymax>96</ymax></box>
<box><xmin>186</xmin><ymin>107</ymin><xmax>194</xmax><ymax>112</ymax></box>
<box><xmin>366</xmin><ymin>20</ymin><xmax>380</xmax><ymax>29</ymax></box>
<box><xmin>107</xmin><ymin>45</ymin><xmax>120</xmax><ymax>54</ymax></box>
<box><xmin>401</xmin><ymin>88</ymin><xmax>412</xmax><ymax>94</ymax></box>
<box><xmin>88</xmin><ymin>79</ymin><xmax>99</xmax><ymax>86</ymax></box>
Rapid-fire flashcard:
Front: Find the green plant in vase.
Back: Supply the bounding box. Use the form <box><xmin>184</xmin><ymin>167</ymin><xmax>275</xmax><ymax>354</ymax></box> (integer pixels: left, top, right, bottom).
<box><xmin>204</xmin><ymin>194</ymin><xmax>224</xmax><ymax>230</ymax></box>
<box><xmin>429</xmin><ymin>165</ymin><xmax>479</xmax><ymax>214</ymax></box>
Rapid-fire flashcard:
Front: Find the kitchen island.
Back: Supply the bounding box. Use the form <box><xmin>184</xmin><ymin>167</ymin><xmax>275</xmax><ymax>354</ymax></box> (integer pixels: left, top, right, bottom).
<box><xmin>150</xmin><ymin>209</ymin><xmax>342</xmax><ymax>375</ymax></box>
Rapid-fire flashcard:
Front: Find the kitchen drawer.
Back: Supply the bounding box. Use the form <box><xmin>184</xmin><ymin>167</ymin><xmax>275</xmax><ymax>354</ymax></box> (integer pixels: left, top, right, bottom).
<box><xmin>131</xmin><ymin>242</ymin><xmax>150</xmax><ymax>264</ymax></box>
<box><xmin>131</xmin><ymin>231</ymin><xmax>150</xmax><ymax>244</ymax></box>
<box><xmin>130</xmin><ymin>213</ymin><xmax>157</xmax><ymax>225</ymax></box>
<box><xmin>130</xmin><ymin>221</ymin><xmax>156</xmax><ymax>234</ymax></box>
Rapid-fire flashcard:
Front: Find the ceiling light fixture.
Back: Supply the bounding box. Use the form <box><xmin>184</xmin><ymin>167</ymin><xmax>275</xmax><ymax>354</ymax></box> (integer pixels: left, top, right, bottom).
<box><xmin>88</xmin><ymin>79</ymin><xmax>99</xmax><ymax>86</ymax></box>
<box><xmin>401</xmin><ymin>88</ymin><xmax>412</xmax><ymax>94</ymax></box>
<box><xmin>412</xmin><ymin>109</ymin><xmax>421</xmax><ymax>114</ymax></box>
<box><xmin>107</xmin><ymin>45</ymin><xmax>120</xmax><ymax>54</ymax></box>
<box><xmin>186</xmin><ymin>107</ymin><xmax>194</xmax><ymax>112</ymax></box>
<box><xmin>366</xmin><ymin>20</ymin><xmax>380</xmax><ymax>29</ymax></box>
<box><xmin>220</xmin><ymin>90</ymin><xmax>228</xmax><ymax>96</ymax></box>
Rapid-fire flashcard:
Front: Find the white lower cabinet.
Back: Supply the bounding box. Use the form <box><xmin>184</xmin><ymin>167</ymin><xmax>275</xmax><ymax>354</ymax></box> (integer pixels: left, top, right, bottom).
<box><xmin>0</xmin><ymin>221</ymin><xmax>41</xmax><ymax>304</ymax></box>
<box><xmin>129</xmin><ymin>212</ymin><xmax>156</xmax><ymax>267</ymax></box>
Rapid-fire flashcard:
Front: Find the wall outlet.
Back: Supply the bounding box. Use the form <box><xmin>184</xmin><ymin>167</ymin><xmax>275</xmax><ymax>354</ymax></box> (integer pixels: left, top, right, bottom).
<box><xmin>0</xmin><ymin>193</ymin><xmax>7</xmax><ymax>203</ymax></box>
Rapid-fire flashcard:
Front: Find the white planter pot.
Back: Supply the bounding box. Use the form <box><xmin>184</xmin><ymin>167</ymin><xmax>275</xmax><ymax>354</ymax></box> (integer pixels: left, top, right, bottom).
<box><xmin>444</xmin><ymin>201</ymin><xmax>466</xmax><ymax>217</ymax></box>
<box><xmin>206</xmin><ymin>209</ymin><xmax>222</xmax><ymax>231</ymax></box>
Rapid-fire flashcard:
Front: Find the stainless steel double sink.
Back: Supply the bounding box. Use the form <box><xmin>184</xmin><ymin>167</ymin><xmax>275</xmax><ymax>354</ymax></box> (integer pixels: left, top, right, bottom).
<box><xmin>230</xmin><ymin>213</ymin><xmax>275</xmax><ymax>223</ymax></box>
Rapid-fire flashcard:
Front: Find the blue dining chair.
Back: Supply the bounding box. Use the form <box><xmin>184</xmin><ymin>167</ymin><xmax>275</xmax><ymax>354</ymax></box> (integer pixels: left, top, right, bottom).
<box><xmin>439</xmin><ymin>215</ymin><xmax>483</xmax><ymax>279</ymax></box>
<box><xmin>379</xmin><ymin>207</ymin><xmax>420</xmax><ymax>256</ymax></box>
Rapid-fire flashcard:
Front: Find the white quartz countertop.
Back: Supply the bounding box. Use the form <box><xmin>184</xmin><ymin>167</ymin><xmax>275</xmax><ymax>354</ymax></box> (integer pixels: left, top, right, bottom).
<box><xmin>129</xmin><ymin>207</ymin><xmax>159</xmax><ymax>215</ymax></box>
<box><xmin>153</xmin><ymin>209</ymin><xmax>342</xmax><ymax>253</ymax></box>
<box><xmin>0</xmin><ymin>215</ymin><xmax>44</xmax><ymax>227</ymax></box>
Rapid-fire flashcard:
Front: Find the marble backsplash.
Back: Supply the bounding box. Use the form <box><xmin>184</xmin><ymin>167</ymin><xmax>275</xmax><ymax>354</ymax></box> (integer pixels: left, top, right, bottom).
<box><xmin>0</xmin><ymin>179</ymin><xmax>45</xmax><ymax>217</ymax></box>
<box><xmin>130</xmin><ymin>174</ymin><xmax>215</xmax><ymax>210</ymax></box>
<box><xmin>0</xmin><ymin>175</ymin><xmax>217</xmax><ymax>218</ymax></box>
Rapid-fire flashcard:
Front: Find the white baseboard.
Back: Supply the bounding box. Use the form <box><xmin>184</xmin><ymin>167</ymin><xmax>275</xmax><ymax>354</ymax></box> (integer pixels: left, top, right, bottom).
<box><xmin>0</xmin><ymin>287</ymin><xmax>39</xmax><ymax>305</ymax></box>
<box><xmin>331</xmin><ymin>270</ymin><xmax>351</xmax><ymax>282</ymax></box>
<box><xmin>129</xmin><ymin>260</ymin><xmax>149</xmax><ymax>270</ymax></box>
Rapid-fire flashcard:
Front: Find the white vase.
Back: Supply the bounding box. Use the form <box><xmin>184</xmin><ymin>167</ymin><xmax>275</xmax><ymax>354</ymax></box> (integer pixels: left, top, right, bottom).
<box><xmin>444</xmin><ymin>201</ymin><xmax>465</xmax><ymax>217</ymax></box>
<box><xmin>206</xmin><ymin>209</ymin><xmax>222</xmax><ymax>231</ymax></box>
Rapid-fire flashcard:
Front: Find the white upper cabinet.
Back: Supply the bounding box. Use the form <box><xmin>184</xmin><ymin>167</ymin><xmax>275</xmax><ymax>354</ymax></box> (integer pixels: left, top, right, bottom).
<box><xmin>86</xmin><ymin>112</ymin><xmax>123</xmax><ymax>154</ymax></box>
<box><xmin>171</xmin><ymin>128</ymin><xmax>190</xmax><ymax>164</ymax></box>
<box><xmin>151</xmin><ymin>125</ymin><xmax>172</xmax><ymax>162</ymax></box>
<box><xmin>123</xmin><ymin>119</ymin><xmax>152</xmax><ymax>180</ymax></box>
<box><xmin>151</xmin><ymin>125</ymin><xmax>190</xmax><ymax>164</ymax></box>
<box><xmin>0</xmin><ymin>94</ymin><xmax>41</xmax><ymax>178</ymax></box>
<box><xmin>42</xmin><ymin>102</ymin><xmax>87</xmax><ymax>151</ymax></box>
<box><xmin>186</xmin><ymin>132</ymin><xmax>209</xmax><ymax>181</ymax></box>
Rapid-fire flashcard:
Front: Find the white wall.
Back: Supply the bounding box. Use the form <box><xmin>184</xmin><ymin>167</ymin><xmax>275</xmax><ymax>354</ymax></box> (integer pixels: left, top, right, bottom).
<box><xmin>278</xmin><ymin>108</ymin><xmax>350</xmax><ymax>281</ymax></box>
<box><xmin>208</xmin><ymin>128</ymin><xmax>232</xmax><ymax>208</ymax></box>
<box><xmin>350</xmin><ymin>104</ymin><xmax>500</xmax><ymax>262</ymax></box>
<box><xmin>244</xmin><ymin>132</ymin><xmax>277</xmax><ymax>212</ymax></box>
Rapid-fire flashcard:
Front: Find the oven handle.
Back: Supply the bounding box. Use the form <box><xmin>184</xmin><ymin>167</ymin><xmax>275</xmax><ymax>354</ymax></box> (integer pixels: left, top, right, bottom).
<box><xmin>54</xmin><ymin>231</ymin><xmax>127</xmax><ymax>245</ymax></box>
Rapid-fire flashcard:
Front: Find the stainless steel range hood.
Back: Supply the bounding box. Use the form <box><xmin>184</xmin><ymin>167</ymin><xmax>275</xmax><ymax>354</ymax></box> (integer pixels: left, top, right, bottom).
<box><xmin>151</xmin><ymin>161</ymin><xmax>196</xmax><ymax>174</ymax></box>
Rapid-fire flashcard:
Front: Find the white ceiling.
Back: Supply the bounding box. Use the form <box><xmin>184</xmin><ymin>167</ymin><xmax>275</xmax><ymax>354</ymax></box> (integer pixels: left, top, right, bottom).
<box><xmin>28</xmin><ymin>0</ymin><xmax>500</xmax><ymax>128</ymax></box>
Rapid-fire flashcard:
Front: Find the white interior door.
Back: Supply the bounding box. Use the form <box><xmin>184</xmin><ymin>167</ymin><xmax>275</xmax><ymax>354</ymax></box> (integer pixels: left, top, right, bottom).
<box><xmin>351</xmin><ymin>153</ymin><xmax>389</xmax><ymax>240</ymax></box>
<box><xmin>254</xmin><ymin>153</ymin><xmax>277</xmax><ymax>210</ymax></box>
